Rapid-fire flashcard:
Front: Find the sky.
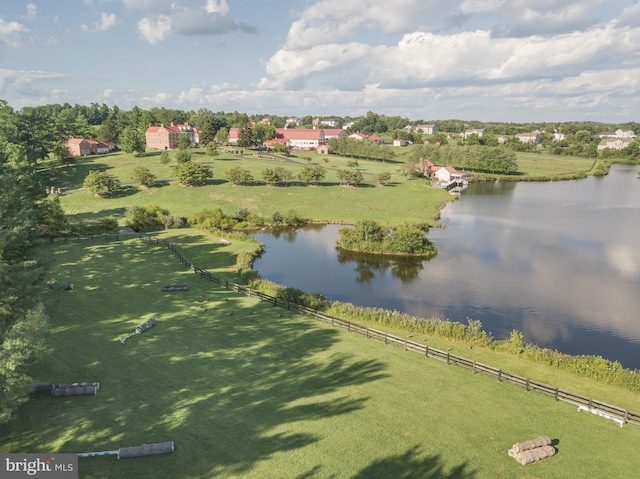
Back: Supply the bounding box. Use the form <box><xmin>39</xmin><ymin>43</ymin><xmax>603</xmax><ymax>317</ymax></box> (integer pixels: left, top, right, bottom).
<box><xmin>1</xmin><ymin>0</ymin><xmax>639</xmax><ymax>123</ymax></box>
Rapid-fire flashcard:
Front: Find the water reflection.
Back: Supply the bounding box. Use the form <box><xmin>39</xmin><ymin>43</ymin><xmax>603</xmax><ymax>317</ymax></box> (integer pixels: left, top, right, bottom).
<box><xmin>252</xmin><ymin>165</ymin><xmax>640</xmax><ymax>368</ymax></box>
<box><xmin>337</xmin><ymin>249</ymin><xmax>426</xmax><ymax>283</ymax></box>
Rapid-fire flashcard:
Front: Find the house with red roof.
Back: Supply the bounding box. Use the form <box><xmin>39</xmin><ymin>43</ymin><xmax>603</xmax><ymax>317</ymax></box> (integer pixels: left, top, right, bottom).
<box><xmin>349</xmin><ymin>132</ymin><xmax>369</xmax><ymax>140</ymax></box>
<box><xmin>432</xmin><ymin>166</ymin><xmax>470</xmax><ymax>188</ymax></box>
<box><xmin>367</xmin><ymin>135</ymin><xmax>384</xmax><ymax>144</ymax></box>
<box><xmin>145</xmin><ymin>122</ymin><xmax>200</xmax><ymax>150</ymax></box>
<box><xmin>63</xmin><ymin>138</ymin><xmax>96</xmax><ymax>156</ymax></box>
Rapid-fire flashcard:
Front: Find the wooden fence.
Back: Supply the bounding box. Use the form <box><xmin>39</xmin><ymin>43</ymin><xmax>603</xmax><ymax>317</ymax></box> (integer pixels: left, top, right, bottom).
<box><xmin>138</xmin><ymin>235</ymin><xmax>639</xmax><ymax>427</ymax></box>
<box><xmin>46</xmin><ymin>234</ymin><xmax>123</xmax><ymax>243</ymax></box>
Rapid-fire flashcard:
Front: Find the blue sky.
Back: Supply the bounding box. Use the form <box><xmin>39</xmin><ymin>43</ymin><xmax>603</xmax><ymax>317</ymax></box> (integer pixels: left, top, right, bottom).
<box><xmin>1</xmin><ymin>0</ymin><xmax>639</xmax><ymax>122</ymax></box>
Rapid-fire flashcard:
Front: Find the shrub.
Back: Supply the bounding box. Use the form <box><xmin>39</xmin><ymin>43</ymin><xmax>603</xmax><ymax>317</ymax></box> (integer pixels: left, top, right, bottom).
<box><xmin>125</xmin><ymin>204</ymin><xmax>169</xmax><ymax>232</ymax></box>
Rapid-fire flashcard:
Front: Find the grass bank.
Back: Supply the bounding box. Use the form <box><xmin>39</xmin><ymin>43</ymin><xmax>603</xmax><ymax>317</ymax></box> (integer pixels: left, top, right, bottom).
<box><xmin>41</xmin><ymin>148</ymin><xmax>601</xmax><ymax>228</ymax></box>
<box><xmin>1</xmin><ymin>234</ymin><xmax>639</xmax><ymax>479</ymax></box>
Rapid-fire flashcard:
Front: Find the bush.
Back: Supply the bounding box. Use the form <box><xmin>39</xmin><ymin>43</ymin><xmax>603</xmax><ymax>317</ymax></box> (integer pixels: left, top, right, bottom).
<box><xmin>131</xmin><ymin>165</ymin><xmax>157</xmax><ymax>187</ymax></box>
<box><xmin>187</xmin><ymin>208</ymin><xmax>237</xmax><ymax>231</ymax></box>
<box><xmin>125</xmin><ymin>204</ymin><xmax>169</xmax><ymax>232</ymax></box>
<box><xmin>83</xmin><ymin>170</ymin><xmax>119</xmax><ymax>196</ymax></box>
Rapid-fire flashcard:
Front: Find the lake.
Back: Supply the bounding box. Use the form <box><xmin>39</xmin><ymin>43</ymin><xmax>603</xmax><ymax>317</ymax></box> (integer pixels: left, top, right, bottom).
<box><xmin>252</xmin><ymin>165</ymin><xmax>640</xmax><ymax>369</ymax></box>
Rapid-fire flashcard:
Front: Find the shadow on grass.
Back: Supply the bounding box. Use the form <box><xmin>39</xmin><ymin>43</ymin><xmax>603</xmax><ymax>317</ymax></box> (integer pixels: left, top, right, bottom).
<box><xmin>111</xmin><ymin>186</ymin><xmax>139</xmax><ymax>198</ymax></box>
<box><xmin>65</xmin><ymin>207</ymin><xmax>128</xmax><ymax>222</ymax></box>
<box><xmin>351</xmin><ymin>446</ymin><xmax>477</xmax><ymax>479</ymax></box>
<box><xmin>4</xmin><ymin>238</ymin><xmax>389</xmax><ymax>478</ymax></box>
<box><xmin>40</xmin><ymin>160</ymin><xmax>112</xmax><ymax>191</ymax></box>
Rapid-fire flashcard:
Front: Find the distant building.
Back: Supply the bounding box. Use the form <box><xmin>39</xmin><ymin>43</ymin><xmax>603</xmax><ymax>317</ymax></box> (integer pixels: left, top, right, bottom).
<box><xmin>62</xmin><ymin>138</ymin><xmax>115</xmax><ymax>156</ymax></box>
<box><xmin>515</xmin><ymin>132</ymin><xmax>541</xmax><ymax>144</ymax></box>
<box><xmin>286</xmin><ymin>117</ymin><xmax>303</xmax><ymax>127</ymax></box>
<box><xmin>313</xmin><ymin>118</ymin><xmax>340</xmax><ymax>128</ymax></box>
<box><xmin>462</xmin><ymin>129</ymin><xmax>486</xmax><ymax>139</ymax></box>
<box><xmin>63</xmin><ymin>138</ymin><xmax>95</xmax><ymax>156</ymax></box>
<box><xmin>263</xmin><ymin>128</ymin><xmax>347</xmax><ymax>150</ymax></box>
<box><xmin>615</xmin><ymin>128</ymin><xmax>637</xmax><ymax>138</ymax></box>
<box><xmin>597</xmin><ymin>137</ymin><xmax>634</xmax><ymax>150</ymax></box>
<box><xmin>413</xmin><ymin>124</ymin><xmax>438</xmax><ymax>135</ymax></box>
<box><xmin>145</xmin><ymin>123</ymin><xmax>200</xmax><ymax>150</ymax></box>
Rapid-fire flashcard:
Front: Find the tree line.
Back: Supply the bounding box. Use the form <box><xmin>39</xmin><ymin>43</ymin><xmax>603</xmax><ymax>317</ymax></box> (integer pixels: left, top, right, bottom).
<box><xmin>0</xmin><ymin>100</ymin><xmax>49</xmax><ymax>423</ymax></box>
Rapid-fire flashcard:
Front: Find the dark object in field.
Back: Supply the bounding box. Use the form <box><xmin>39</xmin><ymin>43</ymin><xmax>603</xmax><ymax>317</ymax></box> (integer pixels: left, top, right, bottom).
<box><xmin>31</xmin><ymin>382</ymin><xmax>100</xmax><ymax>398</ymax></box>
<box><xmin>120</xmin><ymin>317</ymin><xmax>157</xmax><ymax>343</ymax></box>
<box><xmin>163</xmin><ymin>284</ymin><xmax>188</xmax><ymax>291</ymax></box>
<box><xmin>118</xmin><ymin>441</ymin><xmax>175</xmax><ymax>458</ymax></box>
<box><xmin>135</xmin><ymin>317</ymin><xmax>157</xmax><ymax>334</ymax></box>
<box><xmin>77</xmin><ymin>441</ymin><xmax>175</xmax><ymax>459</ymax></box>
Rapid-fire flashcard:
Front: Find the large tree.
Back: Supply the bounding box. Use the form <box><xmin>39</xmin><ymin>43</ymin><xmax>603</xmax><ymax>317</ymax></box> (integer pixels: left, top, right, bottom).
<box><xmin>118</xmin><ymin>126</ymin><xmax>145</xmax><ymax>154</ymax></box>
<box><xmin>172</xmin><ymin>160</ymin><xmax>212</xmax><ymax>186</ymax></box>
<box><xmin>83</xmin><ymin>170</ymin><xmax>120</xmax><ymax>196</ymax></box>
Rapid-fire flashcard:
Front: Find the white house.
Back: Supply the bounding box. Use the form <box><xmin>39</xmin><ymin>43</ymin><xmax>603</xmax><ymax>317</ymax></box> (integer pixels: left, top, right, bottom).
<box><xmin>462</xmin><ymin>128</ymin><xmax>486</xmax><ymax>139</ymax></box>
<box><xmin>498</xmin><ymin>136</ymin><xmax>509</xmax><ymax>144</ymax></box>
<box><xmin>598</xmin><ymin>131</ymin><xmax>617</xmax><ymax>138</ymax></box>
<box><xmin>597</xmin><ymin>137</ymin><xmax>634</xmax><ymax>150</ymax></box>
<box><xmin>265</xmin><ymin>128</ymin><xmax>347</xmax><ymax>150</ymax></box>
<box><xmin>313</xmin><ymin>118</ymin><xmax>340</xmax><ymax>128</ymax></box>
<box><xmin>516</xmin><ymin>132</ymin><xmax>540</xmax><ymax>144</ymax></box>
<box><xmin>413</xmin><ymin>124</ymin><xmax>438</xmax><ymax>135</ymax></box>
<box><xmin>615</xmin><ymin>128</ymin><xmax>637</xmax><ymax>138</ymax></box>
<box><xmin>552</xmin><ymin>133</ymin><xmax>566</xmax><ymax>142</ymax></box>
<box><xmin>393</xmin><ymin>139</ymin><xmax>412</xmax><ymax>147</ymax></box>
<box><xmin>286</xmin><ymin>117</ymin><xmax>303</xmax><ymax>127</ymax></box>
<box><xmin>433</xmin><ymin>166</ymin><xmax>469</xmax><ymax>185</ymax></box>
<box><xmin>349</xmin><ymin>132</ymin><xmax>368</xmax><ymax>140</ymax></box>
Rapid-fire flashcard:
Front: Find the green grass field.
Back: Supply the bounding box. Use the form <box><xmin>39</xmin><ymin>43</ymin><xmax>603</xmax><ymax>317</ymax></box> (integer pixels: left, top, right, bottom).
<box><xmin>1</xmin><ymin>235</ymin><xmax>638</xmax><ymax>479</ymax></box>
<box><xmin>41</xmin><ymin>147</ymin><xmax>596</xmax><ymax>227</ymax></box>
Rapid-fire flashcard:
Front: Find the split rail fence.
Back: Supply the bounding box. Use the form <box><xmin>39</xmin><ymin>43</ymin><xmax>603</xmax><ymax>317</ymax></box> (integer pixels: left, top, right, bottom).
<box><xmin>43</xmin><ymin>233</ymin><xmax>640</xmax><ymax>426</ymax></box>
<box><xmin>102</xmin><ymin>235</ymin><xmax>636</xmax><ymax>427</ymax></box>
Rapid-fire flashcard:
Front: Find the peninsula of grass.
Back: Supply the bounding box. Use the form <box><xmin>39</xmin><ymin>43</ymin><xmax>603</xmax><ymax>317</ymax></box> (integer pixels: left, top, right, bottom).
<box><xmin>40</xmin><ymin>147</ymin><xmax>600</xmax><ymax>228</ymax></box>
<box><xmin>2</xmin><ymin>233</ymin><xmax>639</xmax><ymax>479</ymax></box>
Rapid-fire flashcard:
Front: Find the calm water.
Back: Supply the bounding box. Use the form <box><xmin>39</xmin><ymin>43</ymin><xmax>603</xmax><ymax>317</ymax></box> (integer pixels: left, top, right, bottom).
<box><xmin>252</xmin><ymin>165</ymin><xmax>640</xmax><ymax>369</ymax></box>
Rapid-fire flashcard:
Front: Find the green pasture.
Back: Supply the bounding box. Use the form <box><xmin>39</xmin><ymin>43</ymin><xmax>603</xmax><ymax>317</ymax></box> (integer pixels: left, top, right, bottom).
<box><xmin>1</xmin><ymin>235</ymin><xmax>638</xmax><ymax>479</ymax></box>
<box><xmin>45</xmin><ymin>149</ymin><xmax>451</xmax><ymax>226</ymax></box>
<box><xmin>41</xmin><ymin>148</ymin><xmax>597</xmax><ymax>227</ymax></box>
<box><xmin>513</xmin><ymin>152</ymin><xmax>595</xmax><ymax>177</ymax></box>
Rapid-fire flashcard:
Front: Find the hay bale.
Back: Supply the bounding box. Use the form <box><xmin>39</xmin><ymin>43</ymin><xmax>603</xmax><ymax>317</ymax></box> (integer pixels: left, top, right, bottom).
<box><xmin>511</xmin><ymin>436</ymin><xmax>551</xmax><ymax>453</ymax></box>
<box><xmin>512</xmin><ymin>445</ymin><xmax>556</xmax><ymax>465</ymax></box>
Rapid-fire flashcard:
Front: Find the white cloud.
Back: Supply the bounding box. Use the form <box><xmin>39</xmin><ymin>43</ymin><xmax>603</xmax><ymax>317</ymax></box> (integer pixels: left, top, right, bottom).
<box><xmin>0</xmin><ymin>69</ymin><xmax>69</xmax><ymax>97</ymax></box>
<box><xmin>26</xmin><ymin>4</ymin><xmax>37</xmax><ymax>21</ymax></box>
<box><xmin>205</xmin><ymin>0</ymin><xmax>229</xmax><ymax>15</ymax></box>
<box><xmin>124</xmin><ymin>0</ymin><xmax>256</xmax><ymax>43</ymax></box>
<box><xmin>0</xmin><ymin>18</ymin><xmax>31</xmax><ymax>47</ymax></box>
<box><xmin>262</xmin><ymin>6</ymin><xmax>640</xmax><ymax>95</ymax></box>
<box><xmin>82</xmin><ymin>12</ymin><xmax>117</xmax><ymax>32</ymax></box>
<box><xmin>284</xmin><ymin>0</ymin><xmax>451</xmax><ymax>49</ymax></box>
<box><xmin>137</xmin><ymin>15</ymin><xmax>172</xmax><ymax>44</ymax></box>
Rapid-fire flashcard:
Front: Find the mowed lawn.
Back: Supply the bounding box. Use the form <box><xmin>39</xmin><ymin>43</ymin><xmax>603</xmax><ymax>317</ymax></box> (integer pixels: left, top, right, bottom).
<box><xmin>44</xmin><ymin>149</ymin><xmax>451</xmax><ymax>227</ymax></box>
<box><xmin>42</xmin><ymin>148</ymin><xmax>598</xmax><ymax>227</ymax></box>
<box><xmin>1</xmin><ymin>236</ymin><xmax>638</xmax><ymax>479</ymax></box>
